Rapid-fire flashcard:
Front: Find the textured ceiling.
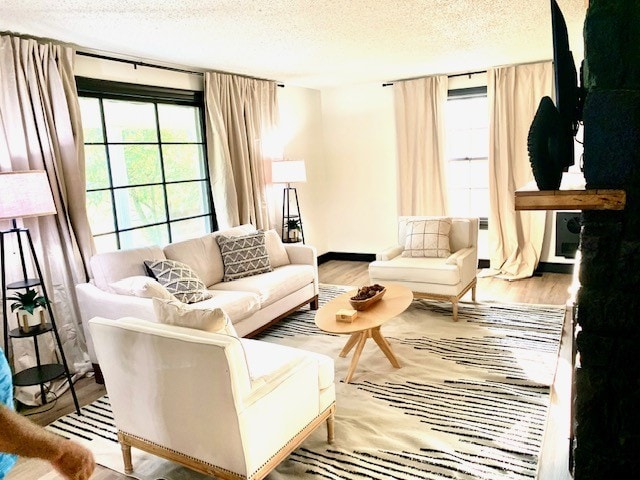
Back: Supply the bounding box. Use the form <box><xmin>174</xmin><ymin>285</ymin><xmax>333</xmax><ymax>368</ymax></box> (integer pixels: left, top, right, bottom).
<box><xmin>0</xmin><ymin>0</ymin><xmax>587</xmax><ymax>88</ymax></box>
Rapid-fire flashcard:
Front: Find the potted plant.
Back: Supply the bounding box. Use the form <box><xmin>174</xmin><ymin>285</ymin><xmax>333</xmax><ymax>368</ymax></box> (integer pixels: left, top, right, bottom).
<box><xmin>9</xmin><ymin>288</ymin><xmax>48</xmax><ymax>333</ymax></box>
<box><xmin>286</xmin><ymin>218</ymin><xmax>301</xmax><ymax>241</ymax></box>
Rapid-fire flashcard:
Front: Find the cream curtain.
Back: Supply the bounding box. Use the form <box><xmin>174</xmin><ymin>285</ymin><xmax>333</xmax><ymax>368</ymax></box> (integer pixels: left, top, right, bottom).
<box><xmin>394</xmin><ymin>75</ymin><xmax>449</xmax><ymax>216</ymax></box>
<box><xmin>204</xmin><ymin>72</ymin><xmax>278</xmax><ymax>230</ymax></box>
<box><xmin>0</xmin><ymin>35</ymin><xmax>94</xmax><ymax>405</ymax></box>
<box><xmin>487</xmin><ymin>61</ymin><xmax>553</xmax><ymax>280</ymax></box>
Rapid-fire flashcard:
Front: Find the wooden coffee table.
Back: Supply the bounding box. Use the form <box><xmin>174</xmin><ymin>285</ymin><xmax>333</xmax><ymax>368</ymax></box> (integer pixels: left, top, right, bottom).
<box><xmin>315</xmin><ymin>284</ymin><xmax>413</xmax><ymax>383</ymax></box>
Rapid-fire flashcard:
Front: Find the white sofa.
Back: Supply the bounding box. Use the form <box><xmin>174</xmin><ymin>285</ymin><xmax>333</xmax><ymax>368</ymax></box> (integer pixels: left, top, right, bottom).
<box><xmin>368</xmin><ymin>216</ymin><xmax>479</xmax><ymax>321</ymax></box>
<box><xmin>89</xmin><ymin>316</ymin><xmax>335</xmax><ymax>480</ymax></box>
<box><xmin>76</xmin><ymin>224</ymin><xmax>319</xmax><ymax>381</ymax></box>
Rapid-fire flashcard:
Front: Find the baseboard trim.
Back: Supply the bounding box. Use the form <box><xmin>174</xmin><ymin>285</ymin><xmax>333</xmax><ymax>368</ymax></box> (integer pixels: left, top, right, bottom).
<box><xmin>318</xmin><ymin>252</ymin><xmax>376</xmax><ymax>265</ymax></box>
<box><xmin>319</xmin><ymin>253</ymin><xmax>574</xmax><ymax>275</ymax></box>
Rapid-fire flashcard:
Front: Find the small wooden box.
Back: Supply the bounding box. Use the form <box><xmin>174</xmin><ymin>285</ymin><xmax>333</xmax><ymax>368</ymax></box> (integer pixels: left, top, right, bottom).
<box><xmin>336</xmin><ymin>309</ymin><xmax>358</xmax><ymax>323</ymax></box>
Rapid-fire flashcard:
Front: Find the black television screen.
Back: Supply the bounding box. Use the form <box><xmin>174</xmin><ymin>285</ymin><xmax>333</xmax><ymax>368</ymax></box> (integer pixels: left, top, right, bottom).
<box><xmin>527</xmin><ymin>0</ymin><xmax>583</xmax><ymax>190</ymax></box>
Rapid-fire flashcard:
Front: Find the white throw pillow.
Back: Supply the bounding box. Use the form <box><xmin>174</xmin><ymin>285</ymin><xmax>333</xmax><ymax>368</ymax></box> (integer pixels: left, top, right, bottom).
<box><xmin>401</xmin><ymin>218</ymin><xmax>452</xmax><ymax>258</ymax></box>
<box><xmin>152</xmin><ymin>297</ymin><xmax>238</xmax><ymax>336</ymax></box>
<box><xmin>264</xmin><ymin>229</ymin><xmax>290</xmax><ymax>268</ymax></box>
<box><xmin>108</xmin><ymin>276</ymin><xmax>177</xmax><ymax>300</ymax></box>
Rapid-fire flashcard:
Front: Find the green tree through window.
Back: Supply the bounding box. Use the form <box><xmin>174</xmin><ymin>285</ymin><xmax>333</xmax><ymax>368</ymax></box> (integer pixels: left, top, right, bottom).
<box><xmin>77</xmin><ymin>78</ymin><xmax>216</xmax><ymax>252</ymax></box>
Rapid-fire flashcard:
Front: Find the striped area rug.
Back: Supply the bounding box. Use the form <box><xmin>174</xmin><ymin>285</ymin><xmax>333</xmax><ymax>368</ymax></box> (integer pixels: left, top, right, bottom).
<box><xmin>46</xmin><ymin>285</ymin><xmax>565</xmax><ymax>480</ymax></box>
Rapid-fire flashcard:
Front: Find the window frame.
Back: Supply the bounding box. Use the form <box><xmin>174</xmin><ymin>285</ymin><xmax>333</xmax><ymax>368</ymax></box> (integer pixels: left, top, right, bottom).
<box><xmin>446</xmin><ymin>86</ymin><xmax>489</xmax><ymax>230</ymax></box>
<box><xmin>76</xmin><ymin>76</ymin><xmax>218</xmax><ymax>250</ymax></box>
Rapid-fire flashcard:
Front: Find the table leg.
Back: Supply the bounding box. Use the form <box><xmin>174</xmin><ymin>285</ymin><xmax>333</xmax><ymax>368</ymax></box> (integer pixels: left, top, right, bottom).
<box><xmin>371</xmin><ymin>326</ymin><xmax>401</xmax><ymax>368</ymax></box>
<box><xmin>339</xmin><ymin>333</ymin><xmax>360</xmax><ymax>358</ymax></box>
<box><xmin>344</xmin><ymin>331</ymin><xmax>368</xmax><ymax>383</ymax></box>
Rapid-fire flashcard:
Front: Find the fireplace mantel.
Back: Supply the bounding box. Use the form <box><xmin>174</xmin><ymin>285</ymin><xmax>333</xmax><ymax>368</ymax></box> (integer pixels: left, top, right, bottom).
<box><xmin>515</xmin><ymin>172</ymin><xmax>626</xmax><ymax>211</ymax></box>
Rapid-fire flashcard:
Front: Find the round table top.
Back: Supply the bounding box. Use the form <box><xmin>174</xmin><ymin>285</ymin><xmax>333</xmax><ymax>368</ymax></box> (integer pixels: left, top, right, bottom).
<box><xmin>315</xmin><ymin>284</ymin><xmax>413</xmax><ymax>334</ymax></box>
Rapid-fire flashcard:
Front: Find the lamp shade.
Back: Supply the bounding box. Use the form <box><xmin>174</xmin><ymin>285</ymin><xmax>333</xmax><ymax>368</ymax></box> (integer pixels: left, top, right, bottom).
<box><xmin>272</xmin><ymin>160</ymin><xmax>306</xmax><ymax>184</ymax></box>
<box><xmin>0</xmin><ymin>170</ymin><xmax>57</xmax><ymax>220</ymax></box>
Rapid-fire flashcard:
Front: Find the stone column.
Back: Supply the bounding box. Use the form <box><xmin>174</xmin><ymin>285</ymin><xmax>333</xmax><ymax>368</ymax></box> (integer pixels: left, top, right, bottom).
<box><xmin>574</xmin><ymin>0</ymin><xmax>640</xmax><ymax>477</ymax></box>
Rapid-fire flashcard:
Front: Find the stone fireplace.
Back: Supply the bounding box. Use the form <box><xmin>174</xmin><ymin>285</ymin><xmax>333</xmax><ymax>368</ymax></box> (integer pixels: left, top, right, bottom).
<box><xmin>574</xmin><ymin>0</ymin><xmax>640</xmax><ymax>477</ymax></box>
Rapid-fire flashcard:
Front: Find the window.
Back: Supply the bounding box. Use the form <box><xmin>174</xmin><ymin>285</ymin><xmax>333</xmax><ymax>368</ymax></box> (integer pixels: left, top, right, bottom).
<box><xmin>77</xmin><ymin>78</ymin><xmax>217</xmax><ymax>252</ymax></box>
<box><xmin>445</xmin><ymin>87</ymin><xmax>489</xmax><ymax>229</ymax></box>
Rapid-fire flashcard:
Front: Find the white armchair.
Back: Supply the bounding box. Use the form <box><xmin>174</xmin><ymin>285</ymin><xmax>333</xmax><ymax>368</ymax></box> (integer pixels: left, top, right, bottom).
<box><xmin>88</xmin><ymin>316</ymin><xmax>335</xmax><ymax>480</ymax></box>
<box><xmin>368</xmin><ymin>216</ymin><xmax>479</xmax><ymax>321</ymax></box>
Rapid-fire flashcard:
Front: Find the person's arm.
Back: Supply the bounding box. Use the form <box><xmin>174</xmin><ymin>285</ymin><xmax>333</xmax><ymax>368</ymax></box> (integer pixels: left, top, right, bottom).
<box><xmin>0</xmin><ymin>404</ymin><xmax>94</xmax><ymax>480</ymax></box>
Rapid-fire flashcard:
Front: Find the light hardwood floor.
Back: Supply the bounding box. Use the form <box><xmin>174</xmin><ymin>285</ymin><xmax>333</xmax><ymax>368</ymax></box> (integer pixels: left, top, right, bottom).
<box><xmin>8</xmin><ymin>261</ymin><xmax>576</xmax><ymax>480</ymax></box>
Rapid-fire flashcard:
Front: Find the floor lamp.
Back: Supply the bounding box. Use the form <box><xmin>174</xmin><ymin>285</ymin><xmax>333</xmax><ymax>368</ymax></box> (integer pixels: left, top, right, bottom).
<box><xmin>272</xmin><ymin>160</ymin><xmax>306</xmax><ymax>243</ymax></box>
<box><xmin>0</xmin><ymin>170</ymin><xmax>80</xmax><ymax>413</ymax></box>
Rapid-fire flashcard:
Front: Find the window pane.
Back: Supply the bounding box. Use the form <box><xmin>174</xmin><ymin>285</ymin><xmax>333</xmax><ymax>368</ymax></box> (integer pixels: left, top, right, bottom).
<box><xmin>162</xmin><ymin>145</ymin><xmax>206</xmax><ymax>181</ymax></box>
<box><xmin>86</xmin><ymin>191</ymin><xmax>115</xmax><ymax>235</ymax></box>
<box><xmin>93</xmin><ymin>234</ymin><xmax>118</xmax><ymax>254</ymax></box>
<box><xmin>103</xmin><ymin>100</ymin><xmax>158</xmax><ymax>143</ymax></box>
<box><xmin>158</xmin><ymin>104</ymin><xmax>203</xmax><ymax>142</ymax></box>
<box><xmin>114</xmin><ymin>186</ymin><xmax>166</xmax><ymax>229</ymax></box>
<box><xmin>468</xmin><ymin>128</ymin><xmax>489</xmax><ymax>158</ymax></box>
<box><xmin>108</xmin><ymin>145</ymin><xmax>162</xmax><ymax>187</ymax></box>
<box><xmin>447</xmin><ymin>161</ymin><xmax>469</xmax><ymax>189</ymax></box>
<box><xmin>448</xmin><ymin>188</ymin><xmax>471</xmax><ymax>217</ymax></box>
<box><xmin>469</xmin><ymin>189</ymin><xmax>490</xmax><ymax>218</ymax></box>
<box><xmin>170</xmin><ymin>217</ymin><xmax>211</xmax><ymax>243</ymax></box>
<box><xmin>85</xmin><ymin>145</ymin><xmax>110</xmax><ymax>189</ymax></box>
<box><xmin>468</xmin><ymin>159</ymin><xmax>489</xmax><ymax>188</ymax></box>
<box><xmin>79</xmin><ymin>97</ymin><xmax>104</xmax><ymax>142</ymax></box>
<box><xmin>166</xmin><ymin>181</ymin><xmax>209</xmax><ymax>220</ymax></box>
<box><xmin>119</xmin><ymin>225</ymin><xmax>169</xmax><ymax>250</ymax></box>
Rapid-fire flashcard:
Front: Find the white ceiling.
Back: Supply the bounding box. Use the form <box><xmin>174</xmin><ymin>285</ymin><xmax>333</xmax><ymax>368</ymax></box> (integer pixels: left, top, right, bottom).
<box><xmin>1</xmin><ymin>0</ymin><xmax>587</xmax><ymax>89</ymax></box>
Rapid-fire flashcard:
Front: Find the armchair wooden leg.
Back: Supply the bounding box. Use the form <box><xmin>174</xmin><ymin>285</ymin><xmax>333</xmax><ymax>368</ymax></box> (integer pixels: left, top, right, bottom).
<box><xmin>120</xmin><ymin>439</ymin><xmax>133</xmax><ymax>474</ymax></box>
<box><xmin>326</xmin><ymin>412</ymin><xmax>335</xmax><ymax>444</ymax></box>
<box><xmin>472</xmin><ymin>284</ymin><xmax>477</xmax><ymax>302</ymax></box>
<box><xmin>452</xmin><ymin>301</ymin><xmax>459</xmax><ymax>322</ymax></box>
<box><xmin>310</xmin><ymin>295</ymin><xmax>319</xmax><ymax>310</ymax></box>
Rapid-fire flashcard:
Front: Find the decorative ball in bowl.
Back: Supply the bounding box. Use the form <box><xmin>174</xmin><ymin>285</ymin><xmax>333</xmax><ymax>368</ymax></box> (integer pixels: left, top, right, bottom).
<box><xmin>349</xmin><ymin>284</ymin><xmax>386</xmax><ymax>311</ymax></box>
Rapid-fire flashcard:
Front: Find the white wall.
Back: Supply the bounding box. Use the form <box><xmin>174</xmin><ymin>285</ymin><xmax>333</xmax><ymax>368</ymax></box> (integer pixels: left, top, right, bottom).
<box><xmin>318</xmin><ymin>84</ymin><xmax>398</xmax><ymax>255</ymax></box>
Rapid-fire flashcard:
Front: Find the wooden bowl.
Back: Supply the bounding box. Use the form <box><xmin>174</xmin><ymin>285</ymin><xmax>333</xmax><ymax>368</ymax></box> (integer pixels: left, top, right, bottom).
<box><xmin>349</xmin><ymin>287</ymin><xmax>386</xmax><ymax>311</ymax></box>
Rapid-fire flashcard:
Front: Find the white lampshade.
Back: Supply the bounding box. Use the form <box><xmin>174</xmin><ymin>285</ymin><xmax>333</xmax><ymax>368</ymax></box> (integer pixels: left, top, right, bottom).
<box><xmin>272</xmin><ymin>160</ymin><xmax>307</xmax><ymax>184</ymax></box>
<box><xmin>0</xmin><ymin>170</ymin><xmax>57</xmax><ymax>220</ymax></box>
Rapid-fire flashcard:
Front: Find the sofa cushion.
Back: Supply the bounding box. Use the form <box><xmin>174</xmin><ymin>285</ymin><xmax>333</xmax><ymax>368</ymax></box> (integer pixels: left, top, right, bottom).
<box><xmin>144</xmin><ymin>259</ymin><xmax>213</xmax><ymax>304</ymax></box>
<box><xmin>401</xmin><ymin>218</ymin><xmax>451</xmax><ymax>258</ymax></box>
<box><xmin>368</xmin><ymin>256</ymin><xmax>461</xmax><ymax>286</ymax></box>
<box><xmin>211</xmin><ymin>264</ymin><xmax>315</xmax><ymax>308</ymax></box>
<box><xmin>191</xmin><ymin>290</ymin><xmax>261</xmax><ymax>323</ymax></box>
<box><xmin>217</xmin><ymin>231</ymin><xmax>273</xmax><ymax>282</ymax></box>
<box><xmin>108</xmin><ymin>276</ymin><xmax>177</xmax><ymax>301</ymax></box>
<box><xmin>90</xmin><ymin>246</ymin><xmax>166</xmax><ymax>292</ymax></box>
<box><xmin>264</xmin><ymin>229</ymin><xmax>290</xmax><ymax>268</ymax></box>
<box><xmin>152</xmin><ymin>297</ymin><xmax>238</xmax><ymax>336</ymax></box>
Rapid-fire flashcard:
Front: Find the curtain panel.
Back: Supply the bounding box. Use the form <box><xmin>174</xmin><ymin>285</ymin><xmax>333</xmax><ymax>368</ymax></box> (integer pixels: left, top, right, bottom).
<box><xmin>393</xmin><ymin>75</ymin><xmax>449</xmax><ymax>216</ymax></box>
<box><xmin>487</xmin><ymin>61</ymin><xmax>553</xmax><ymax>280</ymax></box>
<box><xmin>0</xmin><ymin>34</ymin><xmax>93</xmax><ymax>405</ymax></box>
<box><xmin>204</xmin><ymin>72</ymin><xmax>278</xmax><ymax>230</ymax></box>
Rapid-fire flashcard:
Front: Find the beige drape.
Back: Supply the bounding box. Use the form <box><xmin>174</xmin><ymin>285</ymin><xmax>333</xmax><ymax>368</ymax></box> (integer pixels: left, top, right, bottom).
<box><xmin>0</xmin><ymin>35</ymin><xmax>94</xmax><ymax>405</ymax></box>
<box><xmin>394</xmin><ymin>75</ymin><xmax>449</xmax><ymax>216</ymax></box>
<box><xmin>487</xmin><ymin>62</ymin><xmax>553</xmax><ymax>280</ymax></box>
<box><xmin>204</xmin><ymin>72</ymin><xmax>278</xmax><ymax>230</ymax></box>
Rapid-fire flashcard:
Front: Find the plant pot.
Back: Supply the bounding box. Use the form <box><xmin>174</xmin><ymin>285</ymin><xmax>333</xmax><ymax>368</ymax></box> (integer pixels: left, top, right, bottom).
<box><xmin>15</xmin><ymin>306</ymin><xmax>46</xmax><ymax>333</ymax></box>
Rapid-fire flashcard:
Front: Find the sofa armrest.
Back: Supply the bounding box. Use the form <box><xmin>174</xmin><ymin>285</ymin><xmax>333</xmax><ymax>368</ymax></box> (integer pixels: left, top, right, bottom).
<box><xmin>76</xmin><ymin>283</ymin><xmax>156</xmax><ymax>363</ymax></box>
<box><xmin>284</xmin><ymin>243</ymin><xmax>317</xmax><ymax>266</ymax></box>
<box><xmin>376</xmin><ymin>245</ymin><xmax>403</xmax><ymax>261</ymax></box>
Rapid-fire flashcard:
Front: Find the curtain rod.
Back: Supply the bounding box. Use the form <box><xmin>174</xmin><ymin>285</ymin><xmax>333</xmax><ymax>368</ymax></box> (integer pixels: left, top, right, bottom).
<box><xmin>76</xmin><ymin>50</ymin><xmax>285</xmax><ymax>87</ymax></box>
<box><xmin>382</xmin><ymin>69</ymin><xmax>487</xmax><ymax>87</ymax></box>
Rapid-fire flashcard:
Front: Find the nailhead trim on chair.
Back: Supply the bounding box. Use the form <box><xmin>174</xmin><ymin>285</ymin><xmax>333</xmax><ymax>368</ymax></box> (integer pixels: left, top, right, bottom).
<box><xmin>120</xmin><ymin>403</ymin><xmax>336</xmax><ymax>480</ymax></box>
